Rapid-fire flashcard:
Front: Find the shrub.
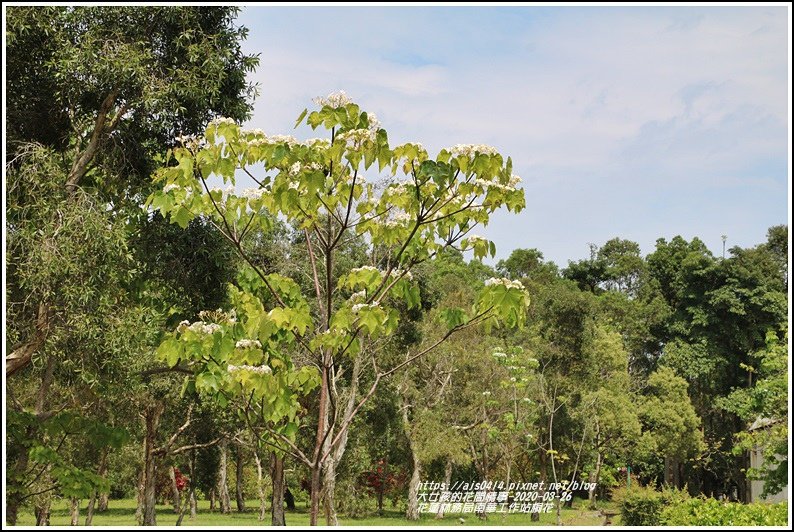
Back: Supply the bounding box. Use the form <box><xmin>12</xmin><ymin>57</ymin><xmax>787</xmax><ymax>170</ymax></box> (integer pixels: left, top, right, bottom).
<box><xmin>613</xmin><ymin>485</ymin><xmax>689</xmax><ymax>526</ymax></box>
<box><xmin>660</xmin><ymin>498</ymin><xmax>788</xmax><ymax>526</ymax></box>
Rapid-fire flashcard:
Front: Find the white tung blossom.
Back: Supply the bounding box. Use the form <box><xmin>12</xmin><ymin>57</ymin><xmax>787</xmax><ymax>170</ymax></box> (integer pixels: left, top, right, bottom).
<box><xmin>187</xmin><ymin>322</ymin><xmax>221</xmax><ymax>335</ymax></box>
<box><xmin>350</xmin><ymin>290</ymin><xmax>368</xmax><ymax>302</ymax></box>
<box><xmin>242</xmin><ymin>187</ymin><xmax>264</xmax><ymax>200</ymax></box>
<box><xmin>209</xmin><ymin>117</ymin><xmax>237</xmax><ymax>127</ymax></box>
<box><xmin>449</xmin><ymin>144</ymin><xmax>498</xmax><ymax>157</ymax></box>
<box><xmin>228</xmin><ymin>364</ymin><xmax>272</xmax><ymax>375</ymax></box>
<box><xmin>484</xmin><ymin>278</ymin><xmax>526</xmax><ymax>290</ymax></box>
<box><xmin>163</xmin><ymin>184</ymin><xmax>180</xmax><ymax>193</ymax></box>
<box><xmin>235</xmin><ymin>339</ymin><xmax>262</xmax><ymax>349</ymax></box>
<box><xmin>313</xmin><ymin>90</ymin><xmax>353</xmax><ymax>108</ymax></box>
<box><xmin>351</xmin><ymin>266</ymin><xmax>380</xmax><ymax>275</ymax></box>
<box><xmin>366</xmin><ymin>112</ymin><xmax>381</xmax><ymax>131</ymax></box>
<box><xmin>389</xmin><ymin>269</ymin><xmax>414</xmax><ymax>281</ymax></box>
<box><xmin>492</xmin><ymin>351</ymin><xmax>508</xmax><ymax>358</ymax></box>
<box><xmin>482</xmin><ymin>391</ymin><xmax>492</xmax><ymax>396</ymax></box>
<box><xmin>352</xmin><ymin>302</ymin><xmax>380</xmax><ymax>313</ymax></box>
<box><xmin>176</xmin><ymin>320</ymin><xmax>191</xmax><ymax>333</ymax></box>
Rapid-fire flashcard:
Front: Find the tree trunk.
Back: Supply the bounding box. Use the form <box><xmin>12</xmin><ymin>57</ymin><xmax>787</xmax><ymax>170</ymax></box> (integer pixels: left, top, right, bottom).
<box><xmin>35</xmin><ymin>500</ymin><xmax>51</xmax><ymax>526</ymax></box>
<box><xmin>142</xmin><ymin>402</ymin><xmax>164</xmax><ymax>526</ymax></box>
<box><xmin>309</xmin><ymin>363</ymin><xmax>329</xmax><ymax>526</ymax></box>
<box><xmin>217</xmin><ymin>439</ymin><xmax>232</xmax><ymax>514</ymax></box>
<box><xmin>85</xmin><ymin>490</ymin><xmax>97</xmax><ymax>525</ymax></box>
<box><xmin>189</xmin><ymin>450</ymin><xmax>197</xmax><ymax>519</ymax></box>
<box><xmin>135</xmin><ymin>467</ymin><xmax>145</xmax><ymax>524</ymax></box>
<box><xmin>588</xmin><ymin>450</ymin><xmax>602</xmax><ymax>509</ymax></box>
<box><xmin>309</xmin><ymin>465</ymin><xmax>322</xmax><ymax>526</ymax></box>
<box><xmin>406</xmin><ymin>451</ymin><xmax>421</xmax><ymax>521</ymax></box>
<box><xmin>70</xmin><ymin>498</ymin><xmax>80</xmax><ymax>526</ymax></box>
<box><xmin>254</xmin><ymin>451</ymin><xmax>266</xmax><ymax>521</ymax></box>
<box><xmin>96</xmin><ymin>449</ymin><xmax>109</xmax><ymax>513</ymax></box>
<box><xmin>209</xmin><ymin>488</ymin><xmax>216</xmax><ymax>511</ymax></box>
<box><xmin>169</xmin><ymin>466</ymin><xmax>181</xmax><ymax>513</ymax></box>
<box><xmin>235</xmin><ymin>442</ymin><xmax>246</xmax><ymax>512</ymax></box>
<box><xmin>436</xmin><ymin>458</ymin><xmax>453</xmax><ymax>519</ymax></box>
<box><xmin>270</xmin><ymin>452</ymin><xmax>286</xmax><ymax>526</ymax></box>
<box><xmin>322</xmin><ymin>456</ymin><xmax>339</xmax><ymax>525</ymax></box>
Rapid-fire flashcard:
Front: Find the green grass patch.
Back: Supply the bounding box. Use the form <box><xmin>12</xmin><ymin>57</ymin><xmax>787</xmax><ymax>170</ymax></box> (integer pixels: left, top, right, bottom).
<box><xmin>13</xmin><ymin>497</ymin><xmax>611</xmax><ymax>526</ymax></box>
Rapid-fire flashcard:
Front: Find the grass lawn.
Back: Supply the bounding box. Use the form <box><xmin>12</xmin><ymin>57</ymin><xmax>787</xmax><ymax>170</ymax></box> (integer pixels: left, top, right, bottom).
<box><xmin>13</xmin><ymin>497</ymin><xmax>616</xmax><ymax>526</ymax></box>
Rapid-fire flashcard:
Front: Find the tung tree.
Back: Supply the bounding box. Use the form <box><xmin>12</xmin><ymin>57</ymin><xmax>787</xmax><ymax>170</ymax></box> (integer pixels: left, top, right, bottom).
<box><xmin>147</xmin><ymin>91</ymin><xmax>529</xmax><ymax>525</ymax></box>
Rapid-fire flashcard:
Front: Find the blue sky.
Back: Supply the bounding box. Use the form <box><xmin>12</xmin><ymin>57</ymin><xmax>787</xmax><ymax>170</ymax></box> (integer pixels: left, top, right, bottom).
<box><xmin>234</xmin><ymin>5</ymin><xmax>789</xmax><ymax>267</ymax></box>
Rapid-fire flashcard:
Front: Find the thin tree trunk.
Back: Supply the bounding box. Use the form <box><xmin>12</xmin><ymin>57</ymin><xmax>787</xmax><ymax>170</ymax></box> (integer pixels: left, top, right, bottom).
<box><xmin>169</xmin><ymin>466</ymin><xmax>181</xmax><ymax>513</ymax></box>
<box><xmin>403</xmin><ymin>400</ymin><xmax>421</xmax><ymax>521</ymax></box>
<box><xmin>97</xmin><ymin>449</ymin><xmax>109</xmax><ymax>512</ymax></box>
<box><xmin>322</xmin><ymin>456</ymin><xmax>339</xmax><ymax>525</ymax></box>
<box><xmin>217</xmin><ymin>439</ymin><xmax>231</xmax><ymax>514</ymax></box>
<box><xmin>436</xmin><ymin>458</ymin><xmax>453</xmax><ymax>519</ymax></box>
<box><xmin>235</xmin><ymin>442</ymin><xmax>246</xmax><ymax>512</ymax></box>
<box><xmin>270</xmin><ymin>452</ymin><xmax>286</xmax><ymax>526</ymax></box>
<box><xmin>309</xmin><ymin>465</ymin><xmax>322</xmax><ymax>526</ymax></box>
<box><xmin>189</xmin><ymin>449</ymin><xmax>197</xmax><ymax>519</ymax></box>
<box><xmin>70</xmin><ymin>498</ymin><xmax>80</xmax><ymax>526</ymax></box>
<box><xmin>35</xmin><ymin>499</ymin><xmax>51</xmax><ymax>526</ymax></box>
<box><xmin>85</xmin><ymin>490</ymin><xmax>97</xmax><ymax>525</ymax></box>
<box><xmin>209</xmin><ymin>488</ymin><xmax>216</xmax><ymax>511</ymax></box>
<box><xmin>254</xmin><ymin>451</ymin><xmax>266</xmax><ymax>521</ymax></box>
<box><xmin>309</xmin><ymin>364</ymin><xmax>329</xmax><ymax>526</ymax></box>
<box><xmin>142</xmin><ymin>402</ymin><xmax>164</xmax><ymax>526</ymax></box>
<box><xmin>588</xmin><ymin>451</ymin><xmax>602</xmax><ymax>509</ymax></box>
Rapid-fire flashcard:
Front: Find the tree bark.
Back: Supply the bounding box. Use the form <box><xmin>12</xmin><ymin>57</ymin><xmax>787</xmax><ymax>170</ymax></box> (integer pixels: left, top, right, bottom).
<box><xmin>169</xmin><ymin>466</ymin><xmax>181</xmax><ymax>513</ymax></box>
<box><xmin>189</xmin><ymin>449</ymin><xmax>197</xmax><ymax>519</ymax></box>
<box><xmin>217</xmin><ymin>439</ymin><xmax>232</xmax><ymax>514</ymax></box>
<box><xmin>406</xmin><ymin>457</ymin><xmax>421</xmax><ymax>521</ymax></box>
<box><xmin>209</xmin><ymin>488</ymin><xmax>216</xmax><ymax>511</ymax></box>
<box><xmin>309</xmin><ymin>363</ymin><xmax>329</xmax><ymax>526</ymax></box>
<box><xmin>96</xmin><ymin>449</ymin><xmax>109</xmax><ymax>513</ymax></box>
<box><xmin>270</xmin><ymin>452</ymin><xmax>286</xmax><ymax>526</ymax></box>
<box><xmin>322</xmin><ymin>456</ymin><xmax>339</xmax><ymax>525</ymax></box>
<box><xmin>588</xmin><ymin>451</ymin><xmax>602</xmax><ymax>509</ymax></box>
<box><xmin>253</xmin><ymin>451</ymin><xmax>266</xmax><ymax>521</ymax></box>
<box><xmin>35</xmin><ymin>500</ymin><xmax>51</xmax><ymax>526</ymax></box>
<box><xmin>142</xmin><ymin>402</ymin><xmax>164</xmax><ymax>526</ymax></box>
<box><xmin>235</xmin><ymin>442</ymin><xmax>246</xmax><ymax>512</ymax></box>
<box><xmin>85</xmin><ymin>490</ymin><xmax>97</xmax><ymax>525</ymax></box>
<box><xmin>436</xmin><ymin>458</ymin><xmax>453</xmax><ymax>519</ymax></box>
<box><xmin>70</xmin><ymin>498</ymin><xmax>80</xmax><ymax>526</ymax></box>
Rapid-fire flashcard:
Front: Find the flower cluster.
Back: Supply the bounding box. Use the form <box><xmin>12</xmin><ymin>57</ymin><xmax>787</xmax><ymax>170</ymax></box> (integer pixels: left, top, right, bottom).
<box><xmin>209</xmin><ymin>117</ymin><xmax>237</xmax><ymax>127</ymax></box>
<box><xmin>484</xmin><ymin>278</ymin><xmax>525</xmax><ymax>290</ymax></box>
<box><xmin>241</xmin><ymin>128</ymin><xmax>266</xmax><ymax>136</ymax></box>
<box><xmin>288</xmin><ymin>161</ymin><xmax>323</xmax><ymax>176</ymax></box>
<box><xmin>492</xmin><ymin>351</ymin><xmax>508</xmax><ymax>358</ymax></box>
<box><xmin>235</xmin><ymin>339</ymin><xmax>262</xmax><ymax>349</ymax></box>
<box><xmin>242</xmin><ymin>187</ymin><xmax>264</xmax><ymax>200</ymax></box>
<box><xmin>366</xmin><ymin>112</ymin><xmax>381</xmax><ymax>131</ymax></box>
<box><xmin>351</xmin><ymin>266</ymin><xmax>380</xmax><ymax>275</ymax></box>
<box><xmin>313</xmin><ymin>90</ymin><xmax>353</xmax><ymax>108</ymax></box>
<box><xmin>474</xmin><ymin>175</ymin><xmax>519</xmax><ymax>193</ymax></box>
<box><xmin>248</xmin><ymin>134</ymin><xmax>299</xmax><ymax>148</ymax></box>
<box><xmin>180</xmin><ymin>321</ymin><xmax>221</xmax><ymax>335</ymax></box>
<box><xmin>382</xmin><ymin>211</ymin><xmax>412</xmax><ymax>228</ymax></box>
<box><xmin>389</xmin><ymin>269</ymin><xmax>414</xmax><ymax>281</ymax></box>
<box><xmin>449</xmin><ymin>144</ymin><xmax>498</xmax><ymax>157</ymax></box>
<box><xmin>352</xmin><ymin>302</ymin><xmax>380</xmax><ymax>313</ymax></box>
<box><xmin>350</xmin><ymin>290</ymin><xmax>368</xmax><ymax>302</ymax></box>
<box><xmin>163</xmin><ymin>184</ymin><xmax>181</xmax><ymax>194</ymax></box>
<box><xmin>227</xmin><ymin>364</ymin><xmax>272</xmax><ymax>374</ymax></box>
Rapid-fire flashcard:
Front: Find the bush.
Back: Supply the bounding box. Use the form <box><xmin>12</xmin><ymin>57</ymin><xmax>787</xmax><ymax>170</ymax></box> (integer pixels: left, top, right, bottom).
<box><xmin>660</xmin><ymin>498</ymin><xmax>788</xmax><ymax>526</ymax></box>
<box><xmin>613</xmin><ymin>485</ymin><xmax>689</xmax><ymax>526</ymax></box>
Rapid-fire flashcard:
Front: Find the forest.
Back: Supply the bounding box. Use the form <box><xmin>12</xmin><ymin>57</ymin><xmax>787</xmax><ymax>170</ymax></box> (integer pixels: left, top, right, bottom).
<box><xmin>4</xmin><ymin>6</ymin><xmax>789</xmax><ymax>528</ymax></box>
